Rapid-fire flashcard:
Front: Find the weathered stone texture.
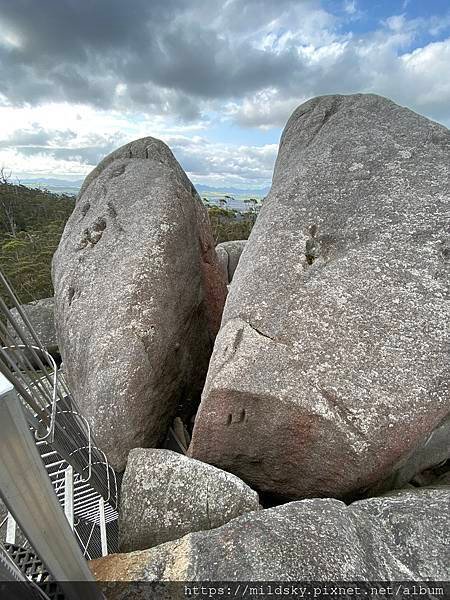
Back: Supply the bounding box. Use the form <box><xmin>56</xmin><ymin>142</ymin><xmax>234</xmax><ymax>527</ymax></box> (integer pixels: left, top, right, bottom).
<box><xmin>119</xmin><ymin>448</ymin><xmax>260</xmax><ymax>552</ymax></box>
<box><xmin>189</xmin><ymin>94</ymin><xmax>450</xmax><ymax>499</ymax></box>
<box><xmin>8</xmin><ymin>297</ymin><xmax>58</xmax><ymax>358</ymax></box>
<box><xmin>92</xmin><ymin>489</ymin><xmax>450</xmax><ymax>586</ymax></box>
<box><xmin>53</xmin><ymin>137</ymin><xmax>227</xmax><ymax>470</ymax></box>
<box><xmin>215</xmin><ymin>240</ymin><xmax>247</xmax><ymax>283</ymax></box>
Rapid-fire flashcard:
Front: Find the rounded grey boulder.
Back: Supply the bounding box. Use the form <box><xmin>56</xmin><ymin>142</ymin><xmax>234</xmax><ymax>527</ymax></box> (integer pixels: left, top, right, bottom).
<box><xmin>52</xmin><ymin>137</ymin><xmax>227</xmax><ymax>471</ymax></box>
<box><xmin>189</xmin><ymin>94</ymin><xmax>450</xmax><ymax>500</ymax></box>
<box><xmin>215</xmin><ymin>240</ymin><xmax>247</xmax><ymax>283</ymax></box>
<box><xmin>119</xmin><ymin>448</ymin><xmax>260</xmax><ymax>552</ymax></box>
<box><xmin>8</xmin><ymin>297</ymin><xmax>58</xmax><ymax>359</ymax></box>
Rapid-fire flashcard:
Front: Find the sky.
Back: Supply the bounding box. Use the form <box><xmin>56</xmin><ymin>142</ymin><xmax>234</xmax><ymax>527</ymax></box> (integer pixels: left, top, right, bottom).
<box><xmin>0</xmin><ymin>0</ymin><xmax>449</xmax><ymax>190</ymax></box>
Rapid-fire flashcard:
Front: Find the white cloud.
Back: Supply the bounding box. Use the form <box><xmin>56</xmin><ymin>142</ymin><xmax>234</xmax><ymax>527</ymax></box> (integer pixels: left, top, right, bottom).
<box><xmin>227</xmin><ymin>28</ymin><xmax>450</xmax><ymax>131</ymax></box>
<box><xmin>0</xmin><ymin>148</ymin><xmax>90</xmax><ymax>179</ymax></box>
<box><xmin>399</xmin><ymin>39</ymin><xmax>450</xmax><ymax>119</ymax></box>
<box><xmin>226</xmin><ymin>89</ymin><xmax>306</xmax><ymax>129</ymax></box>
<box><xmin>343</xmin><ymin>1</ymin><xmax>357</xmax><ymax>16</ymax></box>
<box><xmin>0</xmin><ymin>102</ymin><xmax>214</xmax><ymax>178</ymax></box>
<box><xmin>0</xmin><ymin>1</ymin><xmax>449</xmax><ymax>185</ymax></box>
<box><xmin>167</xmin><ymin>135</ymin><xmax>278</xmax><ymax>187</ymax></box>
<box><xmin>384</xmin><ymin>14</ymin><xmax>407</xmax><ymax>32</ymax></box>
<box><xmin>0</xmin><ymin>105</ymin><xmax>278</xmax><ymax>187</ymax></box>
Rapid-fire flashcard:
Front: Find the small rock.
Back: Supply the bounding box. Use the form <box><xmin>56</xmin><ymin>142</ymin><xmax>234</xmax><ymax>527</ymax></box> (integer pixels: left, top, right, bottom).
<box><xmin>215</xmin><ymin>245</ymin><xmax>229</xmax><ymax>283</ymax></box>
<box><xmin>7</xmin><ymin>297</ymin><xmax>58</xmax><ymax>361</ymax></box>
<box><xmin>372</xmin><ymin>413</ymin><xmax>450</xmax><ymax>493</ymax></box>
<box><xmin>119</xmin><ymin>448</ymin><xmax>260</xmax><ymax>552</ymax></box>
<box><xmin>432</xmin><ymin>470</ymin><xmax>450</xmax><ymax>486</ymax></box>
<box><xmin>215</xmin><ymin>240</ymin><xmax>247</xmax><ymax>283</ymax></box>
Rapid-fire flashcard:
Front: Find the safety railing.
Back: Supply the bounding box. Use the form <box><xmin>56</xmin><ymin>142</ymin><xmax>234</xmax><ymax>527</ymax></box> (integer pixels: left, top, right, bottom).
<box><xmin>0</xmin><ymin>271</ymin><xmax>120</xmax><ymax>599</ymax></box>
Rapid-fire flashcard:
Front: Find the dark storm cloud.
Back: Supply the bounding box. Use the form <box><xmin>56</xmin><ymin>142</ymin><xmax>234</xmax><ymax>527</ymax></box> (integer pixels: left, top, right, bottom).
<box><xmin>0</xmin><ymin>0</ymin><xmax>174</xmax><ymax>105</ymax></box>
<box><xmin>0</xmin><ymin>0</ymin><xmax>449</xmax><ymax>128</ymax></box>
<box><xmin>0</xmin><ymin>0</ymin><xmax>313</xmax><ymax>113</ymax></box>
<box><xmin>142</xmin><ymin>23</ymin><xmax>301</xmax><ymax>98</ymax></box>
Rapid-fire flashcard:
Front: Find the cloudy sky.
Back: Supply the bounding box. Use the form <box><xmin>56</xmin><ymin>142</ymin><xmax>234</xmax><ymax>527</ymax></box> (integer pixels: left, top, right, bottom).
<box><xmin>0</xmin><ymin>0</ymin><xmax>449</xmax><ymax>189</ymax></box>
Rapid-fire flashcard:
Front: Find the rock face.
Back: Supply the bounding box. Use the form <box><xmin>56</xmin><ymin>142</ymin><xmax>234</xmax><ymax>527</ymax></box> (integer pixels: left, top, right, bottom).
<box><xmin>92</xmin><ymin>489</ymin><xmax>449</xmax><ymax>583</ymax></box>
<box><xmin>433</xmin><ymin>471</ymin><xmax>450</xmax><ymax>486</ymax></box>
<box><xmin>8</xmin><ymin>297</ymin><xmax>58</xmax><ymax>359</ymax></box>
<box><xmin>52</xmin><ymin>137</ymin><xmax>227</xmax><ymax>471</ymax></box>
<box><xmin>119</xmin><ymin>448</ymin><xmax>260</xmax><ymax>552</ymax></box>
<box><xmin>215</xmin><ymin>240</ymin><xmax>247</xmax><ymax>283</ymax></box>
<box><xmin>189</xmin><ymin>94</ymin><xmax>450</xmax><ymax>500</ymax></box>
<box><xmin>372</xmin><ymin>413</ymin><xmax>450</xmax><ymax>493</ymax></box>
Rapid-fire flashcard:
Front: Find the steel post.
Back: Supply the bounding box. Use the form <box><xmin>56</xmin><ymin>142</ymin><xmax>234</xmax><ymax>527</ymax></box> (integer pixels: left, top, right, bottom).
<box><xmin>5</xmin><ymin>514</ymin><xmax>16</xmax><ymax>545</ymax></box>
<box><xmin>99</xmin><ymin>499</ymin><xmax>108</xmax><ymax>557</ymax></box>
<box><xmin>64</xmin><ymin>466</ymin><xmax>74</xmax><ymax>530</ymax></box>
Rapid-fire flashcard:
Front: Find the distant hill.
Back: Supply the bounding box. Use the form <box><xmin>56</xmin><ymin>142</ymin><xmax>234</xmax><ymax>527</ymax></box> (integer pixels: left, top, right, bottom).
<box><xmin>196</xmin><ymin>184</ymin><xmax>270</xmax><ymax>198</ymax></box>
<box><xmin>20</xmin><ymin>178</ymin><xmax>83</xmax><ymax>196</ymax></box>
<box><xmin>20</xmin><ymin>178</ymin><xmax>270</xmax><ymax>200</ymax></box>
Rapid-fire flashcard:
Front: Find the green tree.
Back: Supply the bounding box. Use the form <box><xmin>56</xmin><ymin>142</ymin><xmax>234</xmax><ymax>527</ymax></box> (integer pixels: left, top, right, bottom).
<box><xmin>0</xmin><ymin>180</ymin><xmax>74</xmax><ymax>305</ymax></box>
<box><xmin>206</xmin><ymin>204</ymin><xmax>254</xmax><ymax>244</ymax></box>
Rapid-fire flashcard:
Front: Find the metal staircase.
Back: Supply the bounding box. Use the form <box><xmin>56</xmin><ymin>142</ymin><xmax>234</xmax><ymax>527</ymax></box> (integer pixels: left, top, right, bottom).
<box><xmin>0</xmin><ymin>271</ymin><xmax>120</xmax><ymax>600</ymax></box>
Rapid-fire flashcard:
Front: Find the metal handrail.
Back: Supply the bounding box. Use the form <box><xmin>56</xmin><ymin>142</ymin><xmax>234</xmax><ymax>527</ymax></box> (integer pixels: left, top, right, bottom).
<box><xmin>0</xmin><ymin>270</ymin><xmax>119</xmax><ymax>592</ymax></box>
<box><xmin>0</xmin><ymin>375</ymin><xmax>104</xmax><ymax>600</ymax></box>
<box><xmin>1</xmin><ymin>344</ymin><xmax>59</xmax><ymax>442</ymax></box>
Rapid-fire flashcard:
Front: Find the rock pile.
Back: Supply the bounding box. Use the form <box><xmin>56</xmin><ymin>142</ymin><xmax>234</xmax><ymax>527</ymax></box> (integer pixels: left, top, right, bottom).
<box><xmin>48</xmin><ymin>94</ymin><xmax>449</xmax><ymax>586</ymax></box>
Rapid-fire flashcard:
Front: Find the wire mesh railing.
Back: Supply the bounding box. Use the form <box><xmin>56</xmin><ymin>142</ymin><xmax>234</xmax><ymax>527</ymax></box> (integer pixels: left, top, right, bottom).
<box><xmin>0</xmin><ymin>269</ymin><xmax>120</xmax><ymax>596</ymax></box>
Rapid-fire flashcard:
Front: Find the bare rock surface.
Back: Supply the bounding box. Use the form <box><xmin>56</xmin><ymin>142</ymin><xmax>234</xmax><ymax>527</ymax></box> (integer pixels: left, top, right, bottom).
<box><xmin>52</xmin><ymin>137</ymin><xmax>227</xmax><ymax>471</ymax></box>
<box><xmin>119</xmin><ymin>448</ymin><xmax>260</xmax><ymax>552</ymax></box>
<box><xmin>92</xmin><ymin>488</ymin><xmax>449</xmax><ymax>585</ymax></box>
<box><xmin>215</xmin><ymin>240</ymin><xmax>247</xmax><ymax>283</ymax></box>
<box><xmin>189</xmin><ymin>93</ymin><xmax>450</xmax><ymax>500</ymax></box>
<box><xmin>372</xmin><ymin>413</ymin><xmax>450</xmax><ymax>493</ymax></box>
<box><xmin>214</xmin><ymin>245</ymin><xmax>229</xmax><ymax>284</ymax></box>
<box><xmin>8</xmin><ymin>297</ymin><xmax>58</xmax><ymax>358</ymax></box>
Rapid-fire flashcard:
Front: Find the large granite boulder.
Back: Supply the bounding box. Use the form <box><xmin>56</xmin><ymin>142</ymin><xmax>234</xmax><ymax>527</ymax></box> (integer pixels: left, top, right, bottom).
<box><xmin>215</xmin><ymin>240</ymin><xmax>247</xmax><ymax>283</ymax></box>
<box><xmin>91</xmin><ymin>488</ymin><xmax>449</xmax><ymax>586</ymax></box>
<box><xmin>52</xmin><ymin>137</ymin><xmax>227</xmax><ymax>471</ymax></box>
<box><xmin>189</xmin><ymin>94</ymin><xmax>450</xmax><ymax>500</ymax></box>
<box><xmin>119</xmin><ymin>448</ymin><xmax>260</xmax><ymax>552</ymax></box>
<box><xmin>7</xmin><ymin>297</ymin><xmax>58</xmax><ymax>359</ymax></box>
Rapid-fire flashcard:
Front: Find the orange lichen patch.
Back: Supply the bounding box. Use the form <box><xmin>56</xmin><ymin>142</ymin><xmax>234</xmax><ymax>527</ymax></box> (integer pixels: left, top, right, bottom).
<box><xmin>89</xmin><ymin>550</ymin><xmax>146</xmax><ymax>581</ymax></box>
